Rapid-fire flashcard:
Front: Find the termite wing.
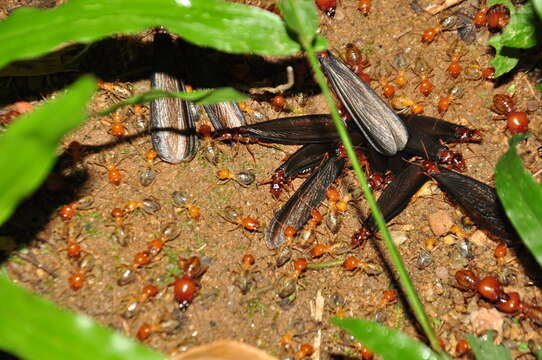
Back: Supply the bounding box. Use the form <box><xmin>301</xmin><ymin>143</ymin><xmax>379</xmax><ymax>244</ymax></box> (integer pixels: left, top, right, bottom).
<box><xmin>204</xmin><ymin>102</ymin><xmax>247</xmax><ymax>130</ymax></box>
<box><xmin>150</xmin><ymin>31</ymin><xmax>199</xmax><ymax>163</ymax></box>
<box><xmin>220</xmin><ymin>114</ymin><xmax>344</xmax><ymax>144</ymax></box>
<box><xmin>318</xmin><ymin>50</ymin><xmax>409</xmax><ymax>156</ymax></box>
<box><xmin>265</xmin><ymin>154</ymin><xmax>346</xmax><ymax>249</ymax></box>
<box><xmin>276</xmin><ymin>143</ymin><xmax>336</xmax><ymax>179</ymax></box>
<box><xmin>401</xmin><ymin>114</ymin><xmax>482</xmax><ymax>143</ymax></box>
<box><xmin>423</xmin><ymin>163</ymin><xmax>518</xmax><ymax>243</ymax></box>
<box><xmin>353</xmin><ymin>163</ymin><xmax>428</xmax><ymax>245</ymax></box>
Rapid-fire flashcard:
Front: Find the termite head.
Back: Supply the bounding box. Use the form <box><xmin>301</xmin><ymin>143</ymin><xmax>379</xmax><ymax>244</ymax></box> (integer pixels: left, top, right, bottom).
<box><xmin>438</xmin><ymin>150</ymin><xmax>466</xmax><ymax>172</ymax></box>
<box><xmin>456</xmin><ymin>128</ymin><xmax>482</xmax><ymax>143</ymax></box>
<box><xmin>421</xmin><ymin>160</ymin><xmax>440</xmax><ymax>176</ymax></box>
<box><xmin>351</xmin><ymin>226</ymin><xmax>372</xmax><ymax>247</ymax></box>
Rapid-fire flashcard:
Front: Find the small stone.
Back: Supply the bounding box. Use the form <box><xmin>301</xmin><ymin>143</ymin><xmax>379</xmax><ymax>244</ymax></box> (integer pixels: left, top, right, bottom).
<box><xmin>470</xmin><ymin>308</ymin><xmax>504</xmax><ymax>335</ymax></box>
<box><xmin>390</xmin><ymin>231</ymin><xmax>408</xmax><ymax>246</ymax></box>
<box><xmin>428</xmin><ymin>210</ymin><xmax>454</xmax><ymax>236</ymax></box>
<box><xmin>442</xmin><ymin>234</ymin><xmax>456</xmax><ymax>245</ymax></box>
<box><xmin>469</xmin><ymin>230</ymin><xmax>490</xmax><ymax>246</ymax></box>
<box><xmin>435</xmin><ymin>266</ymin><xmax>449</xmax><ymax>282</ymax></box>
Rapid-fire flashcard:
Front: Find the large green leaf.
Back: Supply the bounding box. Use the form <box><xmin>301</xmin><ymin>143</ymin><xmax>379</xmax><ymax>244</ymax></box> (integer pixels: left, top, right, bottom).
<box><xmin>332</xmin><ymin>318</ymin><xmax>441</xmax><ymax>360</ymax></box>
<box><xmin>0</xmin><ymin>276</ymin><xmax>164</xmax><ymax>360</ymax></box>
<box><xmin>278</xmin><ymin>0</ymin><xmax>318</xmax><ymax>48</ymax></box>
<box><xmin>495</xmin><ymin>134</ymin><xmax>542</xmax><ymax>267</ymax></box>
<box><xmin>466</xmin><ymin>333</ymin><xmax>512</xmax><ymax>360</ymax></box>
<box><xmin>0</xmin><ymin>0</ymin><xmax>299</xmax><ymax>69</ymax></box>
<box><xmin>0</xmin><ymin>76</ymin><xmax>95</xmax><ymax>225</ymax></box>
<box><xmin>487</xmin><ymin>1</ymin><xmax>542</xmax><ymax>76</ymax></box>
<box><xmin>535</xmin><ymin>0</ymin><xmax>542</xmax><ymax>19</ymax></box>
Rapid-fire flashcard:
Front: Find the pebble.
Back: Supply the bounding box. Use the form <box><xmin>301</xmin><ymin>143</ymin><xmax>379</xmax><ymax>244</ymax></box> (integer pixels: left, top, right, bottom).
<box><xmin>470</xmin><ymin>308</ymin><xmax>504</xmax><ymax>335</ymax></box>
<box><xmin>428</xmin><ymin>210</ymin><xmax>454</xmax><ymax>236</ymax></box>
<box><xmin>469</xmin><ymin>230</ymin><xmax>490</xmax><ymax>246</ymax></box>
<box><xmin>391</xmin><ymin>231</ymin><xmax>408</xmax><ymax>246</ymax></box>
<box><xmin>435</xmin><ymin>266</ymin><xmax>449</xmax><ymax>282</ymax></box>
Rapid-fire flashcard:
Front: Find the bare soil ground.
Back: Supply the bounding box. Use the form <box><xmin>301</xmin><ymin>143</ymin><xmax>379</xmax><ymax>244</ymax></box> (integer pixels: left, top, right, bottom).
<box><xmin>1</xmin><ymin>0</ymin><xmax>542</xmax><ymax>359</ymax></box>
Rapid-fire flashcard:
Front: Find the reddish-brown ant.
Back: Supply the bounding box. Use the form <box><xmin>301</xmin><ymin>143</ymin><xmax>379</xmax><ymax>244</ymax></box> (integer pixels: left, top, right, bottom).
<box><xmin>121</xmin><ymin>284</ymin><xmax>160</xmax><ymax>319</ymax></box>
<box><xmin>490</xmin><ymin>94</ymin><xmax>530</xmax><ymax>134</ymax></box>
<box><xmin>473</xmin><ymin>1</ymin><xmax>488</xmax><ymax>28</ymax></box>
<box><xmin>272</xmin><ymin>95</ymin><xmax>285</xmax><ymax>111</ymax></box>
<box><xmin>58</xmin><ymin>196</ymin><xmax>94</xmax><ymax>221</ymax></box>
<box><xmin>315</xmin><ymin>0</ymin><xmax>336</xmax><ymax>17</ymax></box>
<box><xmin>437</xmin><ymin>85</ymin><xmax>464</xmax><ymax>115</ymax></box>
<box><xmin>487</xmin><ymin>4</ymin><xmax>510</xmax><ymax>31</ymax></box>
<box><xmin>136</xmin><ymin>318</ymin><xmax>182</xmax><ymax>341</ymax></box>
<box><xmin>123</xmin><ymin>198</ymin><xmax>161</xmax><ymax>215</ymax></box>
<box><xmin>357</xmin><ymin>0</ymin><xmax>371</xmax><ymax>15</ymax></box>
<box><xmin>101</xmin><ymin>111</ymin><xmax>127</xmax><ymax>138</ymax></box>
<box><xmin>446</xmin><ymin>41</ymin><xmax>466</xmax><ymax>79</ymax></box>
<box><xmin>343</xmin><ymin>43</ymin><xmax>372</xmax><ymax>83</ymax></box>
<box><xmin>220</xmin><ymin>206</ymin><xmax>260</xmax><ymax>232</ymax></box>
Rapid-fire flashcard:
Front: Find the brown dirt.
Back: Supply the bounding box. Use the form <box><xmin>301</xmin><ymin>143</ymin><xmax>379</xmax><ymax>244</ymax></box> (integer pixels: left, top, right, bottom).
<box><xmin>2</xmin><ymin>0</ymin><xmax>542</xmax><ymax>359</ymax></box>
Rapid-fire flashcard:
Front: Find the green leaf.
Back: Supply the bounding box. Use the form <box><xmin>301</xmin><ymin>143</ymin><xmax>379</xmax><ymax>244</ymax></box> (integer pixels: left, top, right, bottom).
<box><xmin>466</xmin><ymin>333</ymin><xmax>512</xmax><ymax>360</ymax></box>
<box><xmin>488</xmin><ymin>40</ymin><xmax>520</xmax><ymax>77</ymax></box>
<box><xmin>535</xmin><ymin>0</ymin><xmax>542</xmax><ymax>19</ymax></box>
<box><xmin>0</xmin><ymin>76</ymin><xmax>95</xmax><ymax>225</ymax></box>
<box><xmin>499</xmin><ymin>2</ymin><xmax>540</xmax><ymax>49</ymax></box>
<box><xmin>535</xmin><ymin>82</ymin><xmax>542</xmax><ymax>92</ymax></box>
<box><xmin>331</xmin><ymin>318</ymin><xmax>441</xmax><ymax>360</ymax></box>
<box><xmin>0</xmin><ymin>277</ymin><xmax>164</xmax><ymax>360</ymax></box>
<box><xmin>278</xmin><ymin>0</ymin><xmax>319</xmax><ymax>48</ymax></box>
<box><xmin>495</xmin><ymin>134</ymin><xmax>542</xmax><ymax>268</ymax></box>
<box><xmin>97</xmin><ymin>87</ymin><xmax>248</xmax><ymax>115</ymax></box>
<box><xmin>0</xmin><ymin>0</ymin><xmax>299</xmax><ymax>69</ymax></box>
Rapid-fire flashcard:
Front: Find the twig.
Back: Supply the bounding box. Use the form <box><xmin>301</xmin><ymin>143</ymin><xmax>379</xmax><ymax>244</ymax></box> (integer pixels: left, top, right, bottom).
<box><xmin>249</xmin><ymin>66</ymin><xmax>294</xmax><ymax>95</ymax></box>
<box><xmin>15</xmin><ymin>253</ymin><xmax>57</xmax><ymax>278</ymax></box>
<box><xmin>425</xmin><ymin>0</ymin><xmax>466</xmax><ymax>15</ymax></box>
<box><xmin>394</xmin><ymin>27</ymin><xmax>413</xmax><ymax>40</ymax></box>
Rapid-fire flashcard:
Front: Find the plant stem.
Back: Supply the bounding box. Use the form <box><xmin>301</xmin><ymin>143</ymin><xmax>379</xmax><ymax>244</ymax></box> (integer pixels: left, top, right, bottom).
<box><xmin>307</xmin><ymin>259</ymin><xmax>344</xmax><ymax>269</ymax></box>
<box><xmin>303</xmin><ymin>46</ymin><xmax>443</xmax><ymax>355</ymax></box>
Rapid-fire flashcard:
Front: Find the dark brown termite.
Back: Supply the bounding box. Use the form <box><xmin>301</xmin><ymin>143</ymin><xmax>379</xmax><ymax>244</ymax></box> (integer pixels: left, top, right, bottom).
<box><xmin>422</xmin><ymin>162</ymin><xmax>518</xmax><ymax>243</ymax></box>
<box><xmin>318</xmin><ymin>50</ymin><xmax>408</xmax><ymax>156</ymax></box>
<box><xmin>265</xmin><ymin>154</ymin><xmax>346</xmax><ymax>249</ymax></box>
<box><xmin>352</xmin><ymin>163</ymin><xmax>428</xmax><ymax>246</ymax></box>
<box><xmin>150</xmin><ymin>31</ymin><xmax>199</xmax><ymax>163</ymax></box>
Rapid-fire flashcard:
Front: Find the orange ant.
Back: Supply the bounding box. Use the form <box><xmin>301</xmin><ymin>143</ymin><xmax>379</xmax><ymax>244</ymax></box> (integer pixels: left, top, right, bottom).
<box><xmin>437</xmin><ymin>84</ymin><xmax>464</xmax><ymax>115</ymax></box>
<box><xmin>101</xmin><ymin>111</ymin><xmax>127</xmax><ymax>138</ymax></box>
<box><xmin>123</xmin><ymin>197</ymin><xmax>161</xmax><ymax>216</ymax></box>
<box><xmin>342</xmin><ymin>43</ymin><xmax>372</xmax><ymax>83</ymax></box>
<box><xmin>446</xmin><ymin>40</ymin><xmax>466</xmax><ymax>79</ymax></box>
<box><xmin>373</xmin><ymin>64</ymin><xmax>395</xmax><ymax>98</ymax></box>
<box><xmin>412</xmin><ymin>56</ymin><xmax>433</xmax><ymax>97</ymax></box>
<box><xmin>199</xmin><ymin>124</ymin><xmax>221</xmax><ymax>165</ymax></box>
<box><xmin>146</xmin><ymin>222</ymin><xmax>180</xmax><ymax>257</ymax></box>
<box><xmin>58</xmin><ymin>195</ymin><xmax>94</xmax><ymax>221</ymax></box>
<box><xmin>136</xmin><ymin>319</ymin><xmax>183</xmax><ymax>341</ymax></box>
<box><xmin>92</xmin><ymin>151</ymin><xmax>127</xmax><ymax>186</ymax></box>
<box><xmin>60</xmin><ymin>222</ymin><xmax>90</xmax><ymax>260</ymax></box>
<box><xmin>391</xmin><ymin>52</ymin><xmax>410</xmax><ymax>88</ymax></box>
<box><xmin>474</xmin><ymin>1</ymin><xmax>488</xmax><ymax>28</ymax></box>
<box><xmin>139</xmin><ymin>148</ymin><xmax>160</xmax><ymax>187</ymax></box>
<box><xmin>172</xmin><ymin>191</ymin><xmax>201</xmax><ymax>219</ymax></box>
<box><xmin>220</xmin><ymin>206</ymin><xmax>260</xmax><ymax>232</ymax></box>
<box><xmin>298</xmin><ymin>208</ymin><xmax>323</xmax><ymax>246</ymax></box>
<box><xmin>420</xmin><ymin>14</ymin><xmax>462</xmax><ymax>44</ymax></box>
<box><xmin>216</xmin><ymin>168</ymin><xmax>256</xmax><ymax>187</ymax></box>
<box><xmin>357</xmin><ymin>0</ymin><xmax>371</xmax><ymax>15</ymax></box>
<box><xmin>342</xmin><ymin>256</ymin><xmax>383</xmax><ymax>275</ymax></box>
<box><xmin>121</xmin><ymin>284</ymin><xmax>160</xmax><ymax>319</ymax></box>
<box><xmin>391</xmin><ymin>95</ymin><xmax>425</xmax><ymax>114</ymax></box>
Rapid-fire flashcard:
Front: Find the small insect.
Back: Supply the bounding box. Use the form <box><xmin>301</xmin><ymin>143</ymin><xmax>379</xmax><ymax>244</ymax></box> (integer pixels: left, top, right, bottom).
<box><xmin>179</xmin><ymin>256</ymin><xmax>208</xmax><ymax>279</ymax></box>
<box><xmin>456</xmin><ymin>339</ymin><xmax>470</xmax><ymax>356</ymax></box>
<box><xmin>373</xmin><ymin>65</ymin><xmax>395</xmax><ymax>98</ymax></box>
<box><xmin>97</xmin><ymin>80</ymin><xmax>133</xmax><ymax>99</ymax></box>
<box><xmin>294</xmin><ymin>343</ymin><xmax>314</xmax><ymax>360</ymax></box>
<box><xmin>123</xmin><ymin>198</ymin><xmax>161</xmax><ymax>215</ymax></box>
<box><xmin>132</xmin><ymin>104</ymin><xmax>148</xmax><ymax>132</ymax></box>
<box><xmin>437</xmin><ymin>85</ymin><xmax>464</xmax><ymax>115</ymax></box>
<box><xmin>139</xmin><ymin>148</ymin><xmax>159</xmax><ymax>187</ymax></box>
<box><xmin>446</xmin><ymin>41</ymin><xmax>465</xmax><ymax>79</ymax></box>
<box><xmin>390</xmin><ymin>96</ymin><xmax>424</xmax><ymax>114</ymax></box>
<box><xmin>172</xmin><ymin>191</ymin><xmax>201</xmax><ymax>219</ymax></box>
<box><xmin>58</xmin><ymin>196</ymin><xmax>94</xmax><ymax>221</ymax></box>
<box><xmin>487</xmin><ymin>4</ymin><xmax>510</xmax><ymax>31</ymax></box>
<box><xmin>491</xmin><ymin>94</ymin><xmax>515</xmax><ymax>115</ymax></box>
<box><xmin>412</xmin><ymin>57</ymin><xmax>433</xmax><ymax>97</ymax></box>
<box><xmin>101</xmin><ymin>111</ymin><xmax>128</xmax><ymax>138</ymax></box>
<box><xmin>421</xmin><ymin>15</ymin><xmax>463</xmax><ymax>43</ymax></box>
<box><xmin>136</xmin><ymin>318</ymin><xmax>183</xmax><ymax>341</ymax></box>
<box><xmin>146</xmin><ymin>222</ymin><xmax>181</xmax><ymax>257</ymax></box>
<box><xmin>490</xmin><ymin>94</ymin><xmax>529</xmax><ymax>133</ymax></box>
<box><xmin>482</xmin><ymin>66</ymin><xmax>495</xmax><ymax>80</ymax></box>
<box><xmin>68</xmin><ymin>271</ymin><xmax>85</xmax><ymax>291</ymax></box>
<box><xmin>220</xmin><ymin>206</ymin><xmax>260</xmax><ymax>232</ymax></box>
<box><xmin>173</xmin><ymin>275</ymin><xmax>199</xmax><ymax>311</ymax></box>
<box><xmin>357</xmin><ymin>0</ymin><xmax>371</xmax><ymax>15</ymax></box>
<box><xmin>342</xmin><ymin>256</ymin><xmax>383</xmax><ymax>275</ymax></box>
<box><xmin>93</xmin><ymin>152</ymin><xmax>126</xmax><ymax>186</ymax></box>
<box><xmin>315</xmin><ymin>0</ymin><xmax>337</xmax><ymax>17</ymax></box>
<box><xmin>110</xmin><ymin>207</ymin><xmax>125</xmax><ymax>227</ymax></box>
<box><xmin>121</xmin><ymin>284</ymin><xmax>160</xmax><ymax>319</ymax></box>
<box><xmin>298</xmin><ymin>208</ymin><xmax>323</xmax><ymax>246</ymax></box>
<box><xmin>473</xmin><ymin>2</ymin><xmax>488</xmax><ymax>28</ymax></box>
<box><xmin>272</xmin><ymin>95</ymin><xmax>285</xmax><ymax>111</ymax></box>
<box><xmin>379</xmin><ymin>289</ymin><xmax>397</xmax><ymax>306</ymax></box>
<box><xmin>216</xmin><ymin>169</ymin><xmax>256</xmax><ymax>186</ymax></box>
<box><xmin>391</xmin><ymin>52</ymin><xmax>410</xmax><ymax>88</ymax></box>
<box><xmin>62</xmin><ymin>222</ymin><xmax>87</xmax><ymax>259</ymax></box>
<box><xmin>198</xmin><ymin>124</ymin><xmax>221</xmax><ymax>165</ymax></box>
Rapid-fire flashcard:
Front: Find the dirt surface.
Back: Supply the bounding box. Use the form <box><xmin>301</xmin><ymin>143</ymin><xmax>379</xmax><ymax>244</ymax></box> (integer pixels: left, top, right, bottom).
<box><xmin>2</xmin><ymin>0</ymin><xmax>542</xmax><ymax>359</ymax></box>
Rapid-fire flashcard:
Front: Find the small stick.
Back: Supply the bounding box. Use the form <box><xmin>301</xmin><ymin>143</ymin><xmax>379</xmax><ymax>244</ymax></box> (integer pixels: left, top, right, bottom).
<box><xmin>15</xmin><ymin>253</ymin><xmax>57</xmax><ymax>278</ymax></box>
<box><xmin>425</xmin><ymin>0</ymin><xmax>465</xmax><ymax>14</ymax></box>
<box><xmin>249</xmin><ymin>66</ymin><xmax>295</xmax><ymax>95</ymax></box>
<box><xmin>394</xmin><ymin>27</ymin><xmax>413</xmax><ymax>40</ymax></box>
<box><xmin>307</xmin><ymin>258</ymin><xmax>344</xmax><ymax>269</ymax></box>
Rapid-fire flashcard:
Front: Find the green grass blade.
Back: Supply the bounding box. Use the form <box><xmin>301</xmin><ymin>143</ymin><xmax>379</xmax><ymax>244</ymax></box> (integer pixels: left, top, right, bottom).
<box><xmin>0</xmin><ymin>277</ymin><xmax>164</xmax><ymax>360</ymax></box>
<box><xmin>466</xmin><ymin>333</ymin><xmax>512</xmax><ymax>360</ymax></box>
<box><xmin>0</xmin><ymin>0</ymin><xmax>299</xmax><ymax>69</ymax></box>
<box><xmin>278</xmin><ymin>0</ymin><xmax>319</xmax><ymax>48</ymax></box>
<box><xmin>0</xmin><ymin>76</ymin><xmax>95</xmax><ymax>225</ymax></box>
<box><xmin>332</xmin><ymin>318</ymin><xmax>441</xmax><ymax>360</ymax></box>
<box><xmin>97</xmin><ymin>87</ymin><xmax>248</xmax><ymax>115</ymax></box>
<box><xmin>495</xmin><ymin>134</ymin><xmax>542</xmax><ymax>267</ymax></box>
